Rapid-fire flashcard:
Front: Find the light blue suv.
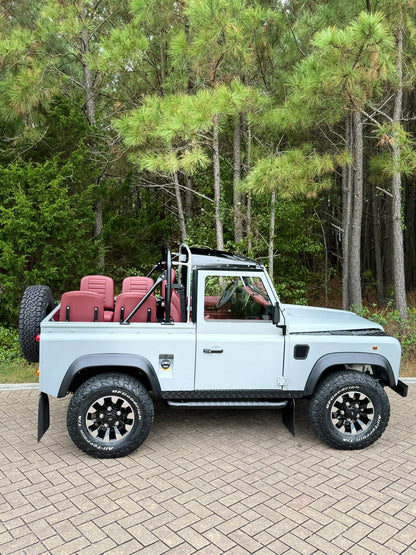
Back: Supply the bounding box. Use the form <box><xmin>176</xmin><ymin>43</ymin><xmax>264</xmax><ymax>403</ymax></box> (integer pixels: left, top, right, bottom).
<box><xmin>19</xmin><ymin>244</ymin><xmax>408</xmax><ymax>458</ymax></box>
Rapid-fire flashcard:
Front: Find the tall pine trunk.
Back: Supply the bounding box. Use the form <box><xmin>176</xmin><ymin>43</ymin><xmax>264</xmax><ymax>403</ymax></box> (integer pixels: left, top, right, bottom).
<box><xmin>405</xmin><ymin>181</ymin><xmax>416</xmax><ymax>288</ymax></box>
<box><xmin>212</xmin><ymin>114</ymin><xmax>224</xmax><ymax>250</ymax></box>
<box><xmin>268</xmin><ymin>191</ymin><xmax>276</xmax><ymax>280</ymax></box>
<box><xmin>233</xmin><ymin>115</ymin><xmax>243</xmax><ymax>244</ymax></box>
<box><xmin>81</xmin><ymin>28</ymin><xmax>104</xmax><ymax>269</ymax></box>
<box><xmin>185</xmin><ymin>173</ymin><xmax>193</xmax><ymax>220</ymax></box>
<box><xmin>372</xmin><ymin>186</ymin><xmax>384</xmax><ymax>303</ymax></box>
<box><xmin>342</xmin><ymin>115</ymin><xmax>353</xmax><ymax>311</ymax></box>
<box><xmin>246</xmin><ymin>124</ymin><xmax>252</xmax><ymax>252</ymax></box>
<box><xmin>349</xmin><ymin>110</ymin><xmax>363</xmax><ymax>311</ymax></box>
<box><xmin>173</xmin><ymin>172</ymin><xmax>187</xmax><ymax>242</ymax></box>
<box><xmin>391</xmin><ymin>22</ymin><xmax>407</xmax><ymax>321</ymax></box>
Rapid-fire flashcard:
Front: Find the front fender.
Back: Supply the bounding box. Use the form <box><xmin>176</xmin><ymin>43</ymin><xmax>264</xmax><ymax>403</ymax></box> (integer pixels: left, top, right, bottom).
<box><xmin>303</xmin><ymin>352</ymin><xmax>395</xmax><ymax>396</ymax></box>
<box><xmin>57</xmin><ymin>353</ymin><xmax>161</xmax><ymax>398</ymax></box>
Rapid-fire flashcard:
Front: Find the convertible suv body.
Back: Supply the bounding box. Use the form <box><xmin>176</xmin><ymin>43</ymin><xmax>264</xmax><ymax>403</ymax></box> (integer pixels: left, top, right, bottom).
<box><xmin>19</xmin><ymin>244</ymin><xmax>407</xmax><ymax>458</ymax></box>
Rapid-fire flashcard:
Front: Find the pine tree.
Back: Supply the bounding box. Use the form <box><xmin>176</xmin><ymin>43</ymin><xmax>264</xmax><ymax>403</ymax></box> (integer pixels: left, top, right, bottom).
<box><xmin>262</xmin><ymin>11</ymin><xmax>394</xmax><ymax>309</ymax></box>
<box><xmin>0</xmin><ymin>0</ymin><xmax>134</xmax><ymax>268</ymax></box>
<box><xmin>115</xmin><ymin>83</ymin><xmax>260</xmax><ymax>248</ymax></box>
<box><xmin>169</xmin><ymin>0</ymin><xmax>283</xmax><ymax>248</ymax></box>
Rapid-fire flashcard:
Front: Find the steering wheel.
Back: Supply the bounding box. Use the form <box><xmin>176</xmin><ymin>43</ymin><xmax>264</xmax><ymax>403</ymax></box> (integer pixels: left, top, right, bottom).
<box><xmin>216</xmin><ymin>280</ymin><xmax>239</xmax><ymax>309</ymax></box>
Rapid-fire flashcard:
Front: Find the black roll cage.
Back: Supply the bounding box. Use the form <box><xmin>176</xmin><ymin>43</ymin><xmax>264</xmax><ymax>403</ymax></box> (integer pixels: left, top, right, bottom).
<box><xmin>121</xmin><ymin>244</ymin><xmax>191</xmax><ymax>325</ymax></box>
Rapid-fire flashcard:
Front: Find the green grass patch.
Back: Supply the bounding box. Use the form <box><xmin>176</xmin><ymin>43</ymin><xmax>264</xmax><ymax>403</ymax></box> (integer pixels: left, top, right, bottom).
<box><xmin>0</xmin><ymin>326</ymin><xmax>38</xmax><ymax>383</ymax></box>
<box><xmin>0</xmin><ymin>359</ymin><xmax>39</xmax><ymax>383</ymax></box>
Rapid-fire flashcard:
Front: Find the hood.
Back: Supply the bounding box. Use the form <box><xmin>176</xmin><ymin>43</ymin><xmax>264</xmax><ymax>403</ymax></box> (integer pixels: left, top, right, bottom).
<box><xmin>281</xmin><ymin>304</ymin><xmax>384</xmax><ymax>334</ymax></box>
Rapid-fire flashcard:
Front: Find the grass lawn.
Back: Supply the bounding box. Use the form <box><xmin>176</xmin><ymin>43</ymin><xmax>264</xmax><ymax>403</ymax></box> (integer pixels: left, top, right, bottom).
<box><xmin>0</xmin><ymin>360</ymin><xmax>39</xmax><ymax>384</ymax></box>
<box><xmin>400</xmin><ymin>358</ymin><xmax>416</xmax><ymax>378</ymax></box>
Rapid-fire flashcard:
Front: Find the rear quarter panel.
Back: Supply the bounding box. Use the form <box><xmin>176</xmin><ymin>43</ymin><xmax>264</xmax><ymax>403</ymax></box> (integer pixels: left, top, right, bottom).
<box><xmin>39</xmin><ymin>317</ymin><xmax>196</xmax><ymax>397</ymax></box>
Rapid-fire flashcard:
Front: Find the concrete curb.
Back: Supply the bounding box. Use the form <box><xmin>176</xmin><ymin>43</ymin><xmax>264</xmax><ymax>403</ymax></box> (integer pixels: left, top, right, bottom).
<box><xmin>0</xmin><ymin>383</ymin><xmax>39</xmax><ymax>390</ymax></box>
<box><xmin>1</xmin><ymin>378</ymin><xmax>415</xmax><ymax>391</ymax></box>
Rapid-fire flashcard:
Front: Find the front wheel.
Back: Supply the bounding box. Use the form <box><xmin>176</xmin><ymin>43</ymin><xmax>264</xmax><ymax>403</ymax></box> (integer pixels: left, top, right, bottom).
<box><xmin>67</xmin><ymin>374</ymin><xmax>154</xmax><ymax>458</ymax></box>
<box><xmin>309</xmin><ymin>371</ymin><xmax>390</xmax><ymax>450</ymax></box>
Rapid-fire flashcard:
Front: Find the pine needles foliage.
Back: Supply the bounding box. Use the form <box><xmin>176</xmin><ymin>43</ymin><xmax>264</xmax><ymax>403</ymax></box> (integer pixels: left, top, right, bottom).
<box><xmin>240</xmin><ymin>146</ymin><xmax>338</xmax><ymax>197</ymax></box>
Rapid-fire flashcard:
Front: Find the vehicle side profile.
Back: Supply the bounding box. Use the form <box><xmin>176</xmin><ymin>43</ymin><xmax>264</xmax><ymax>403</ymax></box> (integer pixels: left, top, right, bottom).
<box><xmin>19</xmin><ymin>244</ymin><xmax>408</xmax><ymax>458</ymax></box>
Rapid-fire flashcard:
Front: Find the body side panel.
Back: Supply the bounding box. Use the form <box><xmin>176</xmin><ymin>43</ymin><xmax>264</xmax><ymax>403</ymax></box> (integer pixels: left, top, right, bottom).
<box><xmin>39</xmin><ymin>319</ymin><xmax>196</xmax><ymax>397</ymax></box>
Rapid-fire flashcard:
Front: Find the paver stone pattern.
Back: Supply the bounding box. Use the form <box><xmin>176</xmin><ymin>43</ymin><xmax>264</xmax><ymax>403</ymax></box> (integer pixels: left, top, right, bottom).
<box><xmin>0</xmin><ymin>387</ymin><xmax>415</xmax><ymax>554</ymax></box>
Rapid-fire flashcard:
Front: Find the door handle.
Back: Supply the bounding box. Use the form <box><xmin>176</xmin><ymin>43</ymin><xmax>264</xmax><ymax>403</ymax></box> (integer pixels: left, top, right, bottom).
<box><xmin>203</xmin><ymin>348</ymin><xmax>223</xmax><ymax>354</ymax></box>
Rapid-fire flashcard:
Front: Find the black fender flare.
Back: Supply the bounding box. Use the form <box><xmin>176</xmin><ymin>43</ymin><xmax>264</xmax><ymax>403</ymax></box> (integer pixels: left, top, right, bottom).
<box><xmin>303</xmin><ymin>352</ymin><xmax>395</xmax><ymax>396</ymax></box>
<box><xmin>58</xmin><ymin>353</ymin><xmax>161</xmax><ymax>398</ymax></box>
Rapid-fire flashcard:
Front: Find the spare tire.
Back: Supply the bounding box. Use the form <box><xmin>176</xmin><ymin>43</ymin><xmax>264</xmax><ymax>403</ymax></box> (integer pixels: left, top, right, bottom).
<box><xmin>19</xmin><ymin>285</ymin><xmax>55</xmax><ymax>363</ymax></box>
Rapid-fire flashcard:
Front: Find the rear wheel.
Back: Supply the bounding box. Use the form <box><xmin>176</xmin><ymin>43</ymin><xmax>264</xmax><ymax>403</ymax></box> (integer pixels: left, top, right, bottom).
<box><xmin>309</xmin><ymin>371</ymin><xmax>390</xmax><ymax>450</ymax></box>
<box><xmin>19</xmin><ymin>285</ymin><xmax>55</xmax><ymax>362</ymax></box>
<box><xmin>67</xmin><ymin>373</ymin><xmax>154</xmax><ymax>458</ymax></box>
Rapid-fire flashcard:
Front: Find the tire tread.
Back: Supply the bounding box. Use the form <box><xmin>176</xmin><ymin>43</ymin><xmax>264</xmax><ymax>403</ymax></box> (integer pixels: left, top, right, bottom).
<box><xmin>19</xmin><ymin>286</ymin><xmax>55</xmax><ymax>362</ymax></box>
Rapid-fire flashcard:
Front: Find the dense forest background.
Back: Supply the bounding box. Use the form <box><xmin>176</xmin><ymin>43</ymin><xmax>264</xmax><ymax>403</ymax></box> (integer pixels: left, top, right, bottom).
<box><xmin>1</xmin><ymin>0</ymin><xmax>416</xmax><ymax>333</ymax></box>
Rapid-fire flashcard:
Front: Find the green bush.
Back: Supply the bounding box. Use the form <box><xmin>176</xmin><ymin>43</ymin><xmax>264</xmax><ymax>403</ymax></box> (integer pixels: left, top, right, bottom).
<box><xmin>358</xmin><ymin>304</ymin><xmax>416</xmax><ymax>361</ymax></box>
<box><xmin>0</xmin><ymin>152</ymin><xmax>98</xmax><ymax>327</ymax></box>
<box><xmin>0</xmin><ymin>327</ymin><xmax>22</xmax><ymax>362</ymax></box>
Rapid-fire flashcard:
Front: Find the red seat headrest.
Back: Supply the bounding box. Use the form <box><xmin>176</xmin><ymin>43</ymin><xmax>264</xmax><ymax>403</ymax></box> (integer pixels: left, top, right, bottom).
<box><xmin>122</xmin><ymin>276</ymin><xmax>154</xmax><ymax>294</ymax></box>
<box><xmin>80</xmin><ymin>275</ymin><xmax>114</xmax><ymax>309</ymax></box>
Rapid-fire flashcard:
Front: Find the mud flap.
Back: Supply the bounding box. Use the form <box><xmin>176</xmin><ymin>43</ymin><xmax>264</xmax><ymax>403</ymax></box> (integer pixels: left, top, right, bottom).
<box><xmin>282</xmin><ymin>399</ymin><xmax>295</xmax><ymax>436</ymax></box>
<box><xmin>391</xmin><ymin>379</ymin><xmax>408</xmax><ymax>398</ymax></box>
<box><xmin>38</xmin><ymin>392</ymin><xmax>50</xmax><ymax>442</ymax></box>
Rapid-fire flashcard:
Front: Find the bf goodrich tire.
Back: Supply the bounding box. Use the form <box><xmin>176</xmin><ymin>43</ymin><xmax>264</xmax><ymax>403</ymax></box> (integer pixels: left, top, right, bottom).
<box><xmin>19</xmin><ymin>285</ymin><xmax>55</xmax><ymax>363</ymax></box>
<box><xmin>309</xmin><ymin>371</ymin><xmax>390</xmax><ymax>450</ymax></box>
<box><xmin>67</xmin><ymin>373</ymin><xmax>154</xmax><ymax>458</ymax></box>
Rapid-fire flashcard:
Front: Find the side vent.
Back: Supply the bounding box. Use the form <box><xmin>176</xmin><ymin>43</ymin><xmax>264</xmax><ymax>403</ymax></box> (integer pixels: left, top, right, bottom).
<box><xmin>294</xmin><ymin>344</ymin><xmax>309</xmax><ymax>360</ymax></box>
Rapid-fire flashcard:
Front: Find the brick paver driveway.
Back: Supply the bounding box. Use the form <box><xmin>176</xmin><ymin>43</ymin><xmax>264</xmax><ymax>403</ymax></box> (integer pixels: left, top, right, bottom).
<box><xmin>0</xmin><ymin>386</ymin><xmax>415</xmax><ymax>554</ymax></box>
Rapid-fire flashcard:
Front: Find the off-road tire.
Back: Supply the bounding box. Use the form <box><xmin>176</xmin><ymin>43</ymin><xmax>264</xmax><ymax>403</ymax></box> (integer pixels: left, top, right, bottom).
<box><xmin>309</xmin><ymin>371</ymin><xmax>390</xmax><ymax>450</ymax></box>
<box><xmin>67</xmin><ymin>373</ymin><xmax>154</xmax><ymax>458</ymax></box>
<box><xmin>19</xmin><ymin>285</ymin><xmax>55</xmax><ymax>363</ymax></box>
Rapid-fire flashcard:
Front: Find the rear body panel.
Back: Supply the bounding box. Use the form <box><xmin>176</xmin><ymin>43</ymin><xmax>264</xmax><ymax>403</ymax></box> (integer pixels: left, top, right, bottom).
<box><xmin>40</xmin><ymin>314</ymin><xmax>196</xmax><ymax>397</ymax></box>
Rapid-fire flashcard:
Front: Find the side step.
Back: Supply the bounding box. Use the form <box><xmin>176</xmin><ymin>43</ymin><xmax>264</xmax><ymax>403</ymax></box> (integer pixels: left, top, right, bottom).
<box><xmin>167</xmin><ymin>400</ymin><xmax>288</xmax><ymax>409</ymax></box>
<box><xmin>167</xmin><ymin>399</ymin><xmax>295</xmax><ymax>436</ymax></box>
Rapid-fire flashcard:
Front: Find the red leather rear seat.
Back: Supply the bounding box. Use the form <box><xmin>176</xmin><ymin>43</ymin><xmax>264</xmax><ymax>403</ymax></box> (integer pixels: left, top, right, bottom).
<box><xmin>59</xmin><ymin>291</ymin><xmax>104</xmax><ymax>322</ymax></box>
<box><xmin>114</xmin><ymin>292</ymin><xmax>157</xmax><ymax>323</ymax></box>
<box><xmin>162</xmin><ymin>270</ymin><xmax>183</xmax><ymax>322</ymax></box>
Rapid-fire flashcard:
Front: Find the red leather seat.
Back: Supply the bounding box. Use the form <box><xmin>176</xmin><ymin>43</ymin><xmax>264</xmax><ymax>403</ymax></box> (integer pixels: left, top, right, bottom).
<box><xmin>114</xmin><ymin>293</ymin><xmax>157</xmax><ymax>323</ymax></box>
<box><xmin>162</xmin><ymin>270</ymin><xmax>183</xmax><ymax>322</ymax></box>
<box><xmin>80</xmin><ymin>275</ymin><xmax>114</xmax><ymax>321</ymax></box>
<box><xmin>166</xmin><ymin>289</ymin><xmax>182</xmax><ymax>322</ymax></box>
<box><xmin>122</xmin><ymin>276</ymin><xmax>154</xmax><ymax>294</ymax></box>
<box><xmin>59</xmin><ymin>291</ymin><xmax>104</xmax><ymax>322</ymax></box>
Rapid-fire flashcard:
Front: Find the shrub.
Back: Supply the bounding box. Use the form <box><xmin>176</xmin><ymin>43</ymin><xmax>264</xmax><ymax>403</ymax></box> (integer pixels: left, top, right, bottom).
<box><xmin>0</xmin><ymin>327</ymin><xmax>22</xmax><ymax>362</ymax></box>
<box><xmin>0</xmin><ymin>153</ymin><xmax>97</xmax><ymax>326</ymax></box>
<box><xmin>358</xmin><ymin>304</ymin><xmax>416</xmax><ymax>362</ymax></box>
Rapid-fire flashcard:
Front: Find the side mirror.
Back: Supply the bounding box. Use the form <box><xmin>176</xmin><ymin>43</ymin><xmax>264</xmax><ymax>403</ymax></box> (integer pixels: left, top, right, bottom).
<box><xmin>272</xmin><ymin>302</ymin><xmax>280</xmax><ymax>325</ymax></box>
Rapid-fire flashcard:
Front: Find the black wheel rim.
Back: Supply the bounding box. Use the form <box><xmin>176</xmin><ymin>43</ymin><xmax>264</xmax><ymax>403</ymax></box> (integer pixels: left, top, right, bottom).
<box><xmin>85</xmin><ymin>395</ymin><xmax>136</xmax><ymax>443</ymax></box>
<box><xmin>330</xmin><ymin>390</ymin><xmax>375</xmax><ymax>436</ymax></box>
